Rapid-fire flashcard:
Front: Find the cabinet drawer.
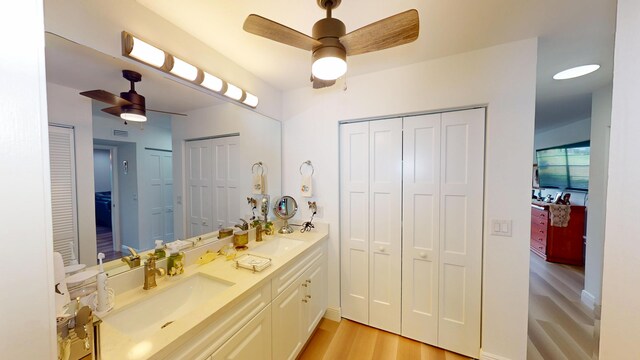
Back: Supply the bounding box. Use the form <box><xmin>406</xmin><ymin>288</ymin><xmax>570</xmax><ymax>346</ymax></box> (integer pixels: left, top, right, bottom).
<box><xmin>531</xmin><ymin>238</ymin><xmax>546</xmax><ymax>254</ymax></box>
<box><xmin>532</xmin><ymin>207</ymin><xmax>548</xmax><ymax>221</ymax></box>
<box><xmin>272</xmin><ymin>244</ymin><xmax>324</xmax><ymax>298</ymax></box>
<box><xmin>531</xmin><ymin>222</ymin><xmax>547</xmax><ymax>240</ymax></box>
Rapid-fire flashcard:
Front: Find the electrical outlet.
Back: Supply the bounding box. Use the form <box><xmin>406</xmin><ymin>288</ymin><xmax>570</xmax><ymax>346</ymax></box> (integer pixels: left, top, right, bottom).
<box><xmin>490</xmin><ymin>219</ymin><xmax>512</xmax><ymax>237</ymax></box>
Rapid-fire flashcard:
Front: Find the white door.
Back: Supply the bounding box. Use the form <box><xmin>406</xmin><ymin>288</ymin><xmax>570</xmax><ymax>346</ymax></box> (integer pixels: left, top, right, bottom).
<box><xmin>368</xmin><ymin>118</ymin><xmax>403</xmax><ymax>334</ymax></box>
<box><xmin>144</xmin><ymin>149</ymin><xmax>173</xmax><ymax>249</ymax></box>
<box><xmin>212</xmin><ymin>137</ymin><xmax>240</xmax><ymax>228</ymax></box>
<box><xmin>340</xmin><ymin>122</ymin><xmax>370</xmax><ymax>324</ymax></box>
<box><xmin>48</xmin><ymin>125</ymin><xmax>79</xmax><ymax>265</ymax></box>
<box><xmin>186</xmin><ymin>140</ymin><xmax>213</xmax><ymax>237</ymax></box>
<box><xmin>437</xmin><ymin>108</ymin><xmax>484</xmax><ymax>358</ymax></box>
<box><xmin>402</xmin><ymin>113</ymin><xmax>441</xmax><ymax>344</ymax></box>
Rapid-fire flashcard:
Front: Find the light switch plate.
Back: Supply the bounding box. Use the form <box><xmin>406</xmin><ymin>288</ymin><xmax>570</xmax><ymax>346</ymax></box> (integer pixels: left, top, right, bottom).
<box><xmin>490</xmin><ymin>219</ymin><xmax>512</xmax><ymax>237</ymax></box>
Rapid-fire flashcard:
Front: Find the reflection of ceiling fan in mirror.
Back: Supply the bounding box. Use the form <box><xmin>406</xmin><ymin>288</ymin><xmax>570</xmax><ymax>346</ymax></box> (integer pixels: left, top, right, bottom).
<box><xmin>243</xmin><ymin>0</ymin><xmax>419</xmax><ymax>89</ymax></box>
<box><xmin>80</xmin><ymin>70</ymin><xmax>186</xmax><ymax>124</ymax></box>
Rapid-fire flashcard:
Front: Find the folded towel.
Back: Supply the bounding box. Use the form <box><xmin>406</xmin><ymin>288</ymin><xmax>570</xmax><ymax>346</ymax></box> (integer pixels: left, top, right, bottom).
<box><xmin>301</xmin><ymin>174</ymin><xmax>312</xmax><ymax>198</ymax></box>
<box><xmin>252</xmin><ymin>174</ymin><xmax>264</xmax><ymax>194</ymax></box>
<box><xmin>548</xmin><ymin>204</ymin><xmax>571</xmax><ymax>227</ymax></box>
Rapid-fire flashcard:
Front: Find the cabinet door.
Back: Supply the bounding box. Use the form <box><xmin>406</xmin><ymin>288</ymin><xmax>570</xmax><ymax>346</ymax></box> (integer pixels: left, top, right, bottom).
<box><xmin>368</xmin><ymin>118</ymin><xmax>403</xmax><ymax>334</ymax></box>
<box><xmin>401</xmin><ymin>114</ymin><xmax>441</xmax><ymax>344</ymax></box>
<box><xmin>339</xmin><ymin>122</ymin><xmax>370</xmax><ymax>324</ymax></box>
<box><xmin>272</xmin><ymin>276</ymin><xmax>305</xmax><ymax>360</ymax></box>
<box><xmin>438</xmin><ymin>108</ymin><xmax>484</xmax><ymax>358</ymax></box>
<box><xmin>211</xmin><ymin>305</ymin><xmax>272</xmax><ymax>360</ymax></box>
<box><xmin>302</xmin><ymin>256</ymin><xmax>327</xmax><ymax>339</ymax></box>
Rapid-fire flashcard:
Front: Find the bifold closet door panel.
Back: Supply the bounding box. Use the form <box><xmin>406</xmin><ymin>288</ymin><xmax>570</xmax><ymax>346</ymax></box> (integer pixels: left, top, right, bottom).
<box><xmin>186</xmin><ymin>139</ymin><xmax>213</xmax><ymax>237</ymax></box>
<box><xmin>401</xmin><ymin>114</ymin><xmax>441</xmax><ymax>344</ymax></box>
<box><xmin>368</xmin><ymin>118</ymin><xmax>403</xmax><ymax>334</ymax></box>
<box><xmin>340</xmin><ymin>122</ymin><xmax>370</xmax><ymax>324</ymax></box>
<box><xmin>438</xmin><ymin>108</ymin><xmax>484</xmax><ymax>358</ymax></box>
<box><xmin>212</xmin><ymin>137</ymin><xmax>240</xmax><ymax>228</ymax></box>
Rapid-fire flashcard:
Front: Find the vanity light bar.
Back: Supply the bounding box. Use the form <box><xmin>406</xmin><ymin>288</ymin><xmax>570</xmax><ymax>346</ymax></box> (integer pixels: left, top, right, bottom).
<box><xmin>121</xmin><ymin>31</ymin><xmax>258</xmax><ymax>108</ymax></box>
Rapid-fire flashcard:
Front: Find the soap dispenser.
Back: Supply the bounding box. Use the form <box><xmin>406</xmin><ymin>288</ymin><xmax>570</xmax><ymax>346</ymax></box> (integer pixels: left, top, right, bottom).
<box><xmin>167</xmin><ymin>245</ymin><xmax>185</xmax><ymax>276</ymax></box>
<box><xmin>154</xmin><ymin>240</ymin><xmax>166</xmax><ymax>259</ymax></box>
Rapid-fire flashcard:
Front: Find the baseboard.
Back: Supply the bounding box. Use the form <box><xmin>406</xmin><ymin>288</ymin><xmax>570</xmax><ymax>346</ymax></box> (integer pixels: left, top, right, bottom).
<box><xmin>581</xmin><ymin>289</ymin><xmax>596</xmax><ymax>310</ymax></box>
<box><xmin>480</xmin><ymin>351</ymin><xmax>512</xmax><ymax>360</ymax></box>
<box><xmin>323</xmin><ymin>306</ymin><xmax>341</xmax><ymax>322</ymax></box>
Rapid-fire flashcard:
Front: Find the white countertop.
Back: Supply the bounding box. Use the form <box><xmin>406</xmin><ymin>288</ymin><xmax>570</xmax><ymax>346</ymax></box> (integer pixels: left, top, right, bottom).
<box><xmin>98</xmin><ymin>225</ymin><xmax>328</xmax><ymax>360</ymax></box>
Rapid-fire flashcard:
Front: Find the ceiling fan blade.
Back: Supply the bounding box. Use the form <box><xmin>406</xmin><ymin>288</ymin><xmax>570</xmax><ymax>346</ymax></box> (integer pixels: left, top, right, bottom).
<box><xmin>80</xmin><ymin>90</ymin><xmax>132</xmax><ymax>106</ymax></box>
<box><xmin>311</xmin><ymin>76</ymin><xmax>336</xmax><ymax>89</ymax></box>
<box><xmin>101</xmin><ymin>106</ymin><xmax>123</xmax><ymax>118</ymax></box>
<box><xmin>244</xmin><ymin>14</ymin><xmax>321</xmax><ymax>51</ymax></box>
<box><xmin>340</xmin><ymin>9</ymin><xmax>419</xmax><ymax>56</ymax></box>
<box><xmin>147</xmin><ymin>109</ymin><xmax>188</xmax><ymax>117</ymax></box>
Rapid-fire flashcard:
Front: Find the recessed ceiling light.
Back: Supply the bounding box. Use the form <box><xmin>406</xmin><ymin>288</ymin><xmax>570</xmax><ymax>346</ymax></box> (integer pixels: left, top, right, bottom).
<box><xmin>553</xmin><ymin>64</ymin><xmax>600</xmax><ymax>80</ymax></box>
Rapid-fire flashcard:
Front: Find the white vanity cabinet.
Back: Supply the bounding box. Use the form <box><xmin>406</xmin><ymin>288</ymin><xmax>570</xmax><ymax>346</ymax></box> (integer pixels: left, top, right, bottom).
<box><xmin>210</xmin><ymin>305</ymin><xmax>272</xmax><ymax>360</ymax></box>
<box><xmin>272</xmin><ymin>246</ymin><xmax>327</xmax><ymax>360</ymax></box>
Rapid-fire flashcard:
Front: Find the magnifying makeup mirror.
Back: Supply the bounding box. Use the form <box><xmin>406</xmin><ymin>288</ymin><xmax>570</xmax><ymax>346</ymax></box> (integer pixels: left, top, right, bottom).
<box><xmin>273</xmin><ymin>196</ymin><xmax>298</xmax><ymax>234</ymax></box>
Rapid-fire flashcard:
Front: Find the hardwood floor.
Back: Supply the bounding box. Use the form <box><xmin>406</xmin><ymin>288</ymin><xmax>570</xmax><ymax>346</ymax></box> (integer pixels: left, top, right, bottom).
<box><xmin>527</xmin><ymin>251</ymin><xmax>597</xmax><ymax>359</ymax></box>
<box><xmin>96</xmin><ymin>226</ymin><xmax>121</xmax><ymax>262</ymax></box>
<box><xmin>299</xmin><ymin>318</ymin><xmax>471</xmax><ymax>360</ymax></box>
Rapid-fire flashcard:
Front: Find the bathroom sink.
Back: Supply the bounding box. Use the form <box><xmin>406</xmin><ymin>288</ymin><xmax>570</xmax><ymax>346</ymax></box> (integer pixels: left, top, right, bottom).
<box><xmin>103</xmin><ymin>273</ymin><xmax>234</xmax><ymax>340</ymax></box>
<box><xmin>251</xmin><ymin>237</ymin><xmax>304</xmax><ymax>256</ymax></box>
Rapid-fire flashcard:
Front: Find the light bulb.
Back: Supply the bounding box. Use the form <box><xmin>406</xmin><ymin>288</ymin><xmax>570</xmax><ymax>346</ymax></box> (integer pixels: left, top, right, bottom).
<box><xmin>312</xmin><ymin>57</ymin><xmax>347</xmax><ymax>80</ymax></box>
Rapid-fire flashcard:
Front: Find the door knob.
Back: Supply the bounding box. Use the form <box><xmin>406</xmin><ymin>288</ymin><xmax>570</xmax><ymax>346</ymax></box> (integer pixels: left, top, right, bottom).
<box><xmin>379</xmin><ymin>246</ymin><xmax>386</xmax><ymax>252</ymax></box>
<box><xmin>419</xmin><ymin>252</ymin><xmax>427</xmax><ymax>259</ymax></box>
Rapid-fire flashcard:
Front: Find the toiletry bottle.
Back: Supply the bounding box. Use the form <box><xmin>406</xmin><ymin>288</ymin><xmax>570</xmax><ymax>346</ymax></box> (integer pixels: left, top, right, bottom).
<box><xmin>154</xmin><ymin>240</ymin><xmax>166</xmax><ymax>259</ymax></box>
<box><xmin>167</xmin><ymin>245</ymin><xmax>185</xmax><ymax>276</ymax></box>
<box><xmin>96</xmin><ymin>252</ymin><xmax>111</xmax><ymax>313</ymax></box>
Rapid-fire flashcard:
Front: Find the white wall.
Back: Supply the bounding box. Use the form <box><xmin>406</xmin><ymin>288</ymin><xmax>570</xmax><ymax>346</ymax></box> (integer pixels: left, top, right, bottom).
<box><xmin>172</xmin><ymin>102</ymin><xmax>282</xmax><ymax>238</ymax></box>
<box><xmin>0</xmin><ymin>0</ymin><xmax>56</xmax><ymax>357</ymax></box>
<box><xmin>583</xmin><ymin>85</ymin><xmax>612</xmax><ymax>308</ymax></box>
<box><xmin>47</xmin><ymin>83</ymin><xmax>97</xmax><ymax>264</ymax></box>
<box><xmin>282</xmin><ymin>39</ymin><xmax>538</xmax><ymax>359</ymax></box>
<box><xmin>44</xmin><ymin>0</ymin><xmax>283</xmax><ymax>121</ymax></box>
<box><xmin>534</xmin><ymin>117</ymin><xmax>591</xmax><ymax>158</ymax></box>
<box><xmin>600</xmin><ymin>0</ymin><xmax>640</xmax><ymax>357</ymax></box>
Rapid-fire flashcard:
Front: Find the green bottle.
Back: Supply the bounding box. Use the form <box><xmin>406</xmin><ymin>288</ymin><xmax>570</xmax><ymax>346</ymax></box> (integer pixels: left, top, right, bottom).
<box><xmin>154</xmin><ymin>240</ymin><xmax>166</xmax><ymax>259</ymax></box>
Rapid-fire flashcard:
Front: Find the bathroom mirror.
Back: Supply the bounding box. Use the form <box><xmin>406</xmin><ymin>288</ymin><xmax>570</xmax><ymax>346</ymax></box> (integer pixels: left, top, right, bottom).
<box><xmin>273</xmin><ymin>196</ymin><xmax>298</xmax><ymax>234</ymax></box>
<box><xmin>45</xmin><ymin>32</ymin><xmax>282</xmax><ymax>274</ymax></box>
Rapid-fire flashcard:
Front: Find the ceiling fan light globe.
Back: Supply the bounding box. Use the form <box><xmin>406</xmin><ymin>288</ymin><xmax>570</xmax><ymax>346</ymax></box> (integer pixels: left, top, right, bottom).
<box><xmin>120</xmin><ymin>109</ymin><xmax>147</xmax><ymax>122</ymax></box>
<box><xmin>312</xmin><ymin>57</ymin><xmax>347</xmax><ymax>80</ymax></box>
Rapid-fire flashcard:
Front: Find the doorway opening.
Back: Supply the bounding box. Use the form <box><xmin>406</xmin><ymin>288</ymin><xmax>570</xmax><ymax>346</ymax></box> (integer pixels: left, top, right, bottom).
<box><xmin>93</xmin><ymin>145</ymin><xmax>121</xmax><ymax>262</ymax></box>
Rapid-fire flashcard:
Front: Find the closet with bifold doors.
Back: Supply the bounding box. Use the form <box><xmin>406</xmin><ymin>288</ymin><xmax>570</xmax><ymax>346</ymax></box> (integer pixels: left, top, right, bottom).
<box><xmin>340</xmin><ymin>108</ymin><xmax>485</xmax><ymax>358</ymax></box>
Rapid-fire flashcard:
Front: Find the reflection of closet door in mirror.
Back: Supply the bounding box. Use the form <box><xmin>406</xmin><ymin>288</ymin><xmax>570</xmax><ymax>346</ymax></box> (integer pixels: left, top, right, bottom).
<box><xmin>186</xmin><ymin>139</ymin><xmax>213</xmax><ymax>237</ymax></box>
<box><xmin>186</xmin><ymin>136</ymin><xmax>240</xmax><ymax>237</ymax></box>
<box><xmin>144</xmin><ymin>148</ymin><xmax>173</xmax><ymax>250</ymax></box>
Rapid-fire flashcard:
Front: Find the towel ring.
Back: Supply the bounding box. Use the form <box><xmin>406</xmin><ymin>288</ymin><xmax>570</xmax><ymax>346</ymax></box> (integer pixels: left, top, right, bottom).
<box><xmin>252</xmin><ymin>162</ymin><xmax>264</xmax><ymax>175</ymax></box>
<box><xmin>299</xmin><ymin>160</ymin><xmax>314</xmax><ymax>176</ymax></box>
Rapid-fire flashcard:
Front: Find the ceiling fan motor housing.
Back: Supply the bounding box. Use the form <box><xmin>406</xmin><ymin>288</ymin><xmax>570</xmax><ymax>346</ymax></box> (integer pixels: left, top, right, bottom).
<box><xmin>120</xmin><ymin>90</ymin><xmax>146</xmax><ymax>117</ymax></box>
<box><xmin>312</xmin><ymin>17</ymin><xmax>347</xmax><ymax>62</ymax></box>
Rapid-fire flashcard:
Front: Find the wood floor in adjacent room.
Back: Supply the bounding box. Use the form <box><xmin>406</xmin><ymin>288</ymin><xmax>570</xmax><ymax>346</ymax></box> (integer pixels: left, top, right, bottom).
<box><xmin>527</xmin><ymin>252</ymin><xmax>597</xmax><ymax>359</ymax></box>
<box><xmin>299</xmin><ymin>318</ymin><xmax>470</xmax><ymax>360</ymax></box>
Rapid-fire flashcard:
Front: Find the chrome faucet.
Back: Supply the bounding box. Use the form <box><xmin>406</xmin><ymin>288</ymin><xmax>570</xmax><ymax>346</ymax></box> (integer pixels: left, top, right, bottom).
<box><xmin>121</xmin><ymin>246</ymin><xmax>141</xmax><ymax>268</ymax></box>
<box><xmin>143</xmin><ymin>254</ymin><xmax>166</xmax><ymax>290</ymax></box>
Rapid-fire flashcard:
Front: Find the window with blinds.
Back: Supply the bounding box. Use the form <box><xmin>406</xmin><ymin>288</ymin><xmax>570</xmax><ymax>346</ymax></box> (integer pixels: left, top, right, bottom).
<box><xmin>49</xmin><ymin>125</ymin><xmax>79</xmax><ymax>265</ymax></box>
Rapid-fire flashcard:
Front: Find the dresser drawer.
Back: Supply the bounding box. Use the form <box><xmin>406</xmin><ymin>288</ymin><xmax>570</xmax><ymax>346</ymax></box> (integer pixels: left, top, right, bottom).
<box><xmin>531</xmin><ymin>238</ymin><xmax>546</xmax><ymax>254</ymax></box>
<box><xmin>532</xmin><ymin>207</ymin><xmax>548</xmax><ymax>221</ymax></box>
<box><xmin>531</xmin><ymin>222</ymin><xmax>547</xmax><ymax>243</ymax></box>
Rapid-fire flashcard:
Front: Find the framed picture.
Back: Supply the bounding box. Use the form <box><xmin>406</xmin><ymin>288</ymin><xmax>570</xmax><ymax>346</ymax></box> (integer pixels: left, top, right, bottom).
<box><xmin>532</xmin><ymin>164</ymin><xmax>540</xmax><ymax>188</ymax></box>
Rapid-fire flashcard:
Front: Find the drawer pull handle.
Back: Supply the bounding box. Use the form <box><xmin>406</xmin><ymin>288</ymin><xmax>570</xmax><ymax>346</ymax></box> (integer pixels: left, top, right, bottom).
<box><xmin>306</xmin><ymin>279</ymin><xmax>312</xmax><ymax>284</ymax></box>
<box><xmin>302</xmin><ymin>299</ymin><xmax>308</xmax><ymax>303</ymax></box>
<box><xmin>539</xmin><ymin>230</ymin><xmax>544</xmax><ymax>233</ymax></box>
<box><xmin>539</xmin><ymin>221</ymin><xmax>545</xmax><ymax>224</ymax></box>
<box><xmin>306</xmin><ymin>295</ymin><xmax>312</xmax><ymax>299</ymax></box>
<box><xmin>302</xmin><ymin>283</ymin><xmax>308</xmax><ymax>288</ymax></box>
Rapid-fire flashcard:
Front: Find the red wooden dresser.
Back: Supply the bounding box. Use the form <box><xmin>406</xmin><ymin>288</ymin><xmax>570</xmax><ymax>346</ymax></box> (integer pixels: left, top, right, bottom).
<box><xmin>530</xmin><ymin>202</ymin><xmax>585</xmax><ymax>265</ymax></box>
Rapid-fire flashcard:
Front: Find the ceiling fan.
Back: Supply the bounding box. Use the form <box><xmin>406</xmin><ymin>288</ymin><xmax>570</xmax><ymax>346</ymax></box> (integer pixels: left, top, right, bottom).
<box><xmin>243</xmin><ymin>0</ymin><xmax>419</xmax><ymax>89</ymax></box>
<box><xmin>80</xmin><ymin>70</ymin><xmax>186</xmax><ymax>123</ymax></box>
